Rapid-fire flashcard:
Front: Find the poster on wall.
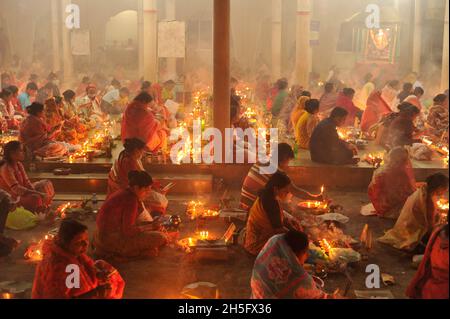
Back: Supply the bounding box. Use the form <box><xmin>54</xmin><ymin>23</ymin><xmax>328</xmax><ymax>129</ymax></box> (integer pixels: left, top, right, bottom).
<box><xmin>364</xmin><ymin>26</ymin><xmax>397</xmax><ymax>63</ymax></box>
<box><xmin>71</xmin><ymin>30</ymin><xmax>91</xmax><ymax>56</ymax></box>
<box><xmin>158</xmin><ymin>21</ymin><xmax>186</xmax><ymax>58</ymax></box>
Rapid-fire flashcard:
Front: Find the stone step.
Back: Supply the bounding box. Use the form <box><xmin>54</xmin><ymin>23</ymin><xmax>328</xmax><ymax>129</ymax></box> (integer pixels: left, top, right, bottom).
<box><xmin>29</xmin><ymin>172</ymin><xmax>214</xmax><ymax>195</ymax></box>
<box><xmin>53</xmin><ymin>193</ymin><xmax>208</xmax><ymax>203</ymax></box>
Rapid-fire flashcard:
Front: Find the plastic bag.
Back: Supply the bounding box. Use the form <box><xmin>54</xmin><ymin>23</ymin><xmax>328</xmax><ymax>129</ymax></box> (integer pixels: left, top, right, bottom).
<box><xmin>6</xmin><ymin>207</ymin><xmax>38</xmax><ymax>230</ymax></box>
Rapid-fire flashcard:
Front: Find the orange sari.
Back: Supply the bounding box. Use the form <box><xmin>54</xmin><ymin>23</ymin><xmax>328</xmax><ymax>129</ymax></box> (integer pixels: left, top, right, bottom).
<box><xmin>121</xmin><ymin>100</ymin><xmax>167</xmax><ymax>152</ymax></box>
<box><xmin>244</xmin><ymin>198</ymin><xmax>284</xmax><ymax>256</ymax></box>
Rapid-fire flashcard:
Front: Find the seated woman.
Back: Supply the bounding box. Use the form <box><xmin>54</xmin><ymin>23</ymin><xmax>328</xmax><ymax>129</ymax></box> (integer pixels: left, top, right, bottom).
<box><xmin>368</xmin><ymin>147</ymin><xmax>417</xmax><ymax>218</ymax></box>
<box><xmin>426</xmin><ymin>94</ymin><xmax>449</xmax><ymax>140</ymax></box>
<box><xmin>361</xmin><ymin>91</ymin><xmax>392</xmax><ymax>132</ymax></box>
<box><xmin>19</xmin><ymin>102</ymin><xmax>68</xmax><ymax>158</ymax></box>
<box><xmin>44</xmin><ymin>97</ymin><xmax>64</xmax><ymax>129</ymax></box>
<box><xmin>295</xmin><ymin>99</ymin><xmax>320</xmax><ymax>149</ymax></box>
<box><xmin>0</xmin><ymin>141</ymin><xmax>54</xmax><ymax>214</ymax></box>
<box><xmin>95</xmin><ymin>171</ymin><xmax>168</xmax><ymax>259</ymax></box>
<box><xmin>244</xmin><ymin>171</ymin><xmax>301</xmax><ymax>256</ymax></box>
<box><xmin>62</xmin><ymin>89</ymin><xmax>77</xmax><ymax>119</ymax></box>
<box><xmin>0</xmin><ymin>88</ymin><xmax>18</xmax><ymax>129</ymax></box>
<box><xmin>290</xmin><ymin>96</ymin><xmax>310</xmax><ymax>131</ymax></box>
<box><xmin>387</xmin><ymin>104</ymin><xmax>421</xmax><ymax>148</ymax></box>
<box><xmin>49</xmin><ymin>95</ymin><xmax>88</xmax><ymax>146</ymax></box>
<box><xmin>240</xmin><ymin>143</ymin><xmax>319</xmax><ymax>211</ymax></box>
<box><xmin>251</xmin><ymin>230</ymin><xmax>338</xmax><ymax>299</ymax></box>
<box><xmin>335</xmin><ymin>88</ymin><xmax>363</xmax><ymax>126</ymax></box>
<box><xmin>378</xmin><ymin>173</ymin><xmax>449</xmax><ymax>252</ymax></box>
<box><xmin>107</xmin><ymin>138</ymin><xmax>168</xmax><ymax>215</ymax></box>
<box><xmin>406</xmin><ymin>216</ymin><xmax>448</xmax><ymax>299</ymax></box>
<box><xmin>121</xmin><ymin>92</ymin><xmax>168</xmax><ymax>153</ymax></box>
<box><xmin>32</xmin><ymin>219</ymin><xmax>124</xmax><ymax>299</ymax></box>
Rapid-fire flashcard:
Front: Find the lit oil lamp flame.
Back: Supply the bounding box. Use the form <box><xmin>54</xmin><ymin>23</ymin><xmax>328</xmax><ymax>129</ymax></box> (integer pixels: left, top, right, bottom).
<box><xmin>2</xmin><ymin>293</ymin><xmax>12</xmax><ymax>299</ymax></box>
<box><xmin>320</xmin><ymin>239</ymin><xmax>333</xmax><ymax>256</ymax></box>
<box><xmin>199</xmin><ymin>231</ymin><xmax>209</xmax><ymax>240</ymax></box>
<box><xmin>437</xmin><ymin>199</ymin><xmax>449</xmax><ymax>211</ymax></box>
<box><xmin>58</xmin><ymin>202</ymin><xmax>72</xmax><ymax>218</ymax></box>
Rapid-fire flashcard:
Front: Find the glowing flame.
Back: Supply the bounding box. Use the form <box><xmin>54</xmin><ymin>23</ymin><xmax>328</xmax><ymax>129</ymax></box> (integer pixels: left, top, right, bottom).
<box><xmin>437</xmin><ymin>199</ymin><xmax>449</xmax><ymax>211</ymax></box>
<box><xmin>299</xmin><ymin>200</ymin><xmax>328</xmax><ymax>210</ymax></box>
<box><xmin>24</xmin><ymin>233</ymin><xmax>55</xmax><ymax>262</ymax></box>
<box><xmin>320</xmin><ymin>239</ymin><xmax>334</xmax><ymax>256</ymax></box>
<box><xmin>199</xmin><ymin>231</ymin><xmax>209</xmax><ymax>240</ymax></box>
<box><xmin>57</xmin><ymin>202</ymin><xmax>72</xmax><ymax>218</ymax></box>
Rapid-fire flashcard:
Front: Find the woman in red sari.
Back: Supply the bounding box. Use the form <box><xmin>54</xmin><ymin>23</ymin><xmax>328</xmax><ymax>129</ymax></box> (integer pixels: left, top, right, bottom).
<box><xmin>121</xmin><ymin>92</ymin><xmax>168</xmax><ymax>153</ymax></box>
<box><xmin>368</xmin><ymin>147</ymin><xmax>417</xmax><ymax>218</ymax></box>
<box><xmin>107</xmin><ymin>138</ymin><xmax>168</xmax><ymax>215</ymax></box>
<box><xmin>406</xmin><ymin>219</ymin><xmax>448</xmax><ymax>299</ymax></box>
<box><xmin>361</xmin><ymin>91</ymin><xmax>392</xmax><ymax>132</ymax></box>
<box><xmin>0</xmin><ymin>141</ymin><xmax>54</xmax><ymax>213</ymax></box>
<box><xmin>95</xmin><ymin>171</ymin><xmax>168</xmax><ymax>259</ymax></box>
<box><xmin>335</xmin><ymin>88</ymin><xmax>363</xmax><ymax>126</ymax></box>
<box><xmin>19</xmin><ymin>102</ymin><xmax>68</xmax><ymax>158</ymax></box>
<box><xmin>32</xmin><ymin>219</ymin><xmax>125</xmax><ymax>299</ymax></box>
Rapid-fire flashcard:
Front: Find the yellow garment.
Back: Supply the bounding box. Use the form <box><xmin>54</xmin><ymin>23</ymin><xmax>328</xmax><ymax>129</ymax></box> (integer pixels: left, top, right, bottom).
<box><xmin>355</xmin><ymin>82</ymin><xmax>375</xmax><ymax>110</ymax></box>
<box><xmin>378</xmin><ymin>186</ymin><xmax>436</xmax><ymax>251</ymax></box>
<box><xmin>6</xmin><ymin>207</ymin><xmax>38</xmax><ymax>230</ymax></box>
<box><xmin>290</xmin><ymin>96</ymin><xmax>310</xmax><ymax>129</ymax></box>
<box><xmin>295</xmin><ymin>112</ymin><xmax>319</xmax><ymax>149</ymax></box>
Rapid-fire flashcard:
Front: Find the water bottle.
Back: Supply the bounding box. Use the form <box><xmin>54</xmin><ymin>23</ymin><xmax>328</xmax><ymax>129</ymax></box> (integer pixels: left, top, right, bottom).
<box><xmin>91</xmin><ymin>193</ymin><xmax>98</xmax><ymax>214</ymax></box>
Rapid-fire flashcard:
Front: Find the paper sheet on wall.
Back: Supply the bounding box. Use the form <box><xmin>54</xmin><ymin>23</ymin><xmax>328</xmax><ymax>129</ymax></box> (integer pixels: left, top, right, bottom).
<box><xmin>71</xmin><ymin>30</ymin><xmax>91</xmax><ymax>56</ymax></box>
<box><xmin>158</xmin><ymin>21</ymin><xmax>185</xmax><ymax>58</ymax></box>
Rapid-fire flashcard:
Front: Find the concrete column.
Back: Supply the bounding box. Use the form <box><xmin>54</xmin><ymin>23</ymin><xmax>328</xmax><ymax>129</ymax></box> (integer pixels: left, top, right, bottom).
<box><xmin>213</xmin><ymin>0</ymin><xmax>231</xmax><ymax>160</ymax></box>
<box><xmin>271</xmin><ymin>0</ymin><xmax>282</xmax><ymax>80</ymax></box>
<box><xmin>140</xmin><ymin>0</ymin><xmax>158</xmax><ymax>82</ymax></box>
<box><xmin>166</xmin><ymin>0</ymin><xmax>177</xmax><ymax>80</ymax></box>
<box><xmin>412</xmin><ymin>0</ymin><xmax>422</xmax><ymax>73</ymax></box>
<box><xmin>295</xmin><ymin>0</ymin><xmax>311</xmax><ymax>86</ymax></box>
<box><xmin>138</xmin><ymin>0</ymin><xmax>144</xmax><ymax>78</ymax></box>
<box><xmin>61</xmin><ymin>0</ymin><xmax>74</xmax><ymax>83</ymax></box>
<box><xmin>441</xmin><ymin>0</ymin><xmax>449</xmax><ymax>91</ymax></box>
<box><xmin>51</xmin><ymin>0</ymin><xmax>61</xmax><ymax>72</ymax></box>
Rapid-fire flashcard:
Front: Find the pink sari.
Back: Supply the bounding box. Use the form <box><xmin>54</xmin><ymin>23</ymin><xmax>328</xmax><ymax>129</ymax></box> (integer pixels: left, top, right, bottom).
<box><xmin>361</xmin><ymin>91</ymin><xmax>392</xmax><ymax>132</ymax></box>
<box><xmin>368</xmin><ymin>160</ymin><xmax>416</xmax><ymax>218</ymax></box>
<box><xmin>121</xmin><ymin>100</ymin><xmax>167</xmax><ymax>152</ymax></box>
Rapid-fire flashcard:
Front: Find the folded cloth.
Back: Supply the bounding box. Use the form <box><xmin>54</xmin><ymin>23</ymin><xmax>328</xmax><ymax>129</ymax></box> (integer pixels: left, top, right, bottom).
<box><xmin>360</xmin><ymin>203</ymin><xmax>377</xmax><ymax>216</ymax></box>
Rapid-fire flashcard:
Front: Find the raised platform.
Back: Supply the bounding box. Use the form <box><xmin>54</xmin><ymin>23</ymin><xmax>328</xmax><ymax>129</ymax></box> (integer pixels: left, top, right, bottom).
<box><xmin>31</xmin><ymin>142</ymin><xmax>448</xmax><ymax>196</ymax></box>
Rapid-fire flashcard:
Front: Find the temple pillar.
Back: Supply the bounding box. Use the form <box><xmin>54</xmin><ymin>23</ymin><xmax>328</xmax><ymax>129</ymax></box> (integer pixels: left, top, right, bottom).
<box><xmin>272</xmin><ymin>0</ymin><xmax>282</xmax><ymax>80</ymax></box>
<box><xmin>51</xmin><ymin>0</ymin><xmax>61</xmax><ymax>72</ymax></box>
<box><xmin>165</xmin><ymin>0</ymin><xmax>177</xmax><ymax>81</ymax></box>
<box><xmin>213</xmin><ymin>0</ymin><xmax>231</xmax><ymax>161</ymax></box>
<box><xmin>412</xmin><ymin>0</ymin><xmax>422</xmax><ymax>73</ymax></box>
<box><xmin>295</xmin><ymin>0</ymin><xmax>311</xmax><ymax>86</ymax></box>
<box><xmin>139</xmin><ymin>0</ymin><xmax>158</xmax><ymax>82</ymax></box>
<box><xmin>61</xmin><ymin>0</ymin><xmax>74</xmax><ymax>83</ymax></box>
<box><xmin>441</xmin><ymin>0</ymin><xmax>449</xmax><ymax>91</ymax></box>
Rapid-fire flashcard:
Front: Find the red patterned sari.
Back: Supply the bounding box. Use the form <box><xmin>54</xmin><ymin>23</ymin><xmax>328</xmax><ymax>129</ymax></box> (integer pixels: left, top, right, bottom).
<box><xmin>32</xmin><ymin>239</ymin><xmax>124</xmax><ymax>299</ymax></box>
